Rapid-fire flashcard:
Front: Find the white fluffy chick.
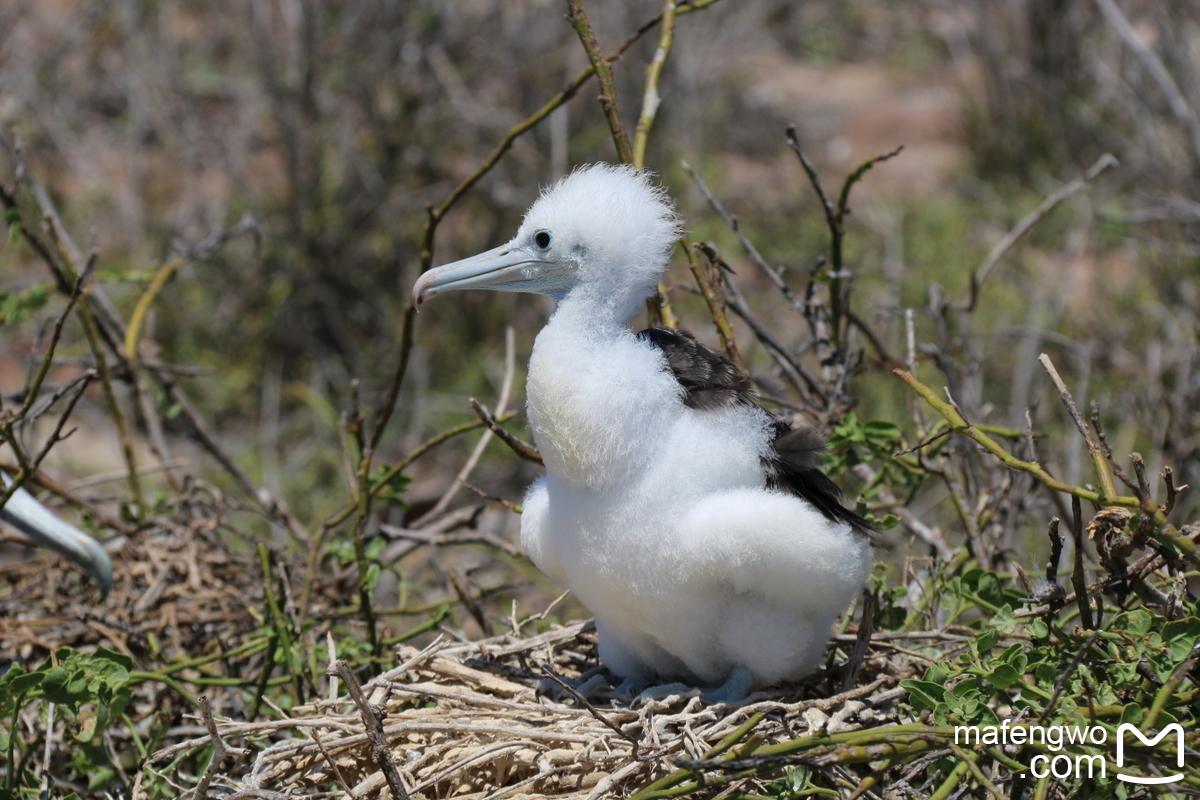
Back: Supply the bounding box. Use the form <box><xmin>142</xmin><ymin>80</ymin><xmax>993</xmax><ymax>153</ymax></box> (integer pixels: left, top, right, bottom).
<box><xmin>413</xmin><ymin>164</ymin><xmax>873</xmax><ymax>702</ymax></box>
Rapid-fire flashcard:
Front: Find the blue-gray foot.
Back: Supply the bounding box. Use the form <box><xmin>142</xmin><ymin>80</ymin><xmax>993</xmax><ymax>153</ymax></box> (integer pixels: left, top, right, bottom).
<box><xmin>698</xmin><ymin>665</ymin><xmax>754</xmax><ymax>705</ymax></box>
<box><xmin>633</xmin><ymin>666</ymin><xmax>755</xmax><ymax>705</ymax></box>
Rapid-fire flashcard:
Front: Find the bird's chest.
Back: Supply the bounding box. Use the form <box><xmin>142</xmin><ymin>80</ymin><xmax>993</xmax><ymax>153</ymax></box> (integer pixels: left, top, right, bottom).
<box><xmin>526</xmin><ymin>336</ymin><xmax>668</xmax><ymax>492</ymax></box>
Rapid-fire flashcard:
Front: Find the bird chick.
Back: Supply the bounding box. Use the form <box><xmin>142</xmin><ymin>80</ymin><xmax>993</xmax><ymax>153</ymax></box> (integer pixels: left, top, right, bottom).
<box><xmin>414</xmin><ymin>164</ymin><xmax>873</xmax><ymax>701</ymax></box>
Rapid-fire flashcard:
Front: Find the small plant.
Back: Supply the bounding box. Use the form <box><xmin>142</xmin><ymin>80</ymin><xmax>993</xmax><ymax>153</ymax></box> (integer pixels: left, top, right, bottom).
<box><xmin>1</xmin><ymin>647</ymin><xmax>134</xmax><ymax>796</ymax></box>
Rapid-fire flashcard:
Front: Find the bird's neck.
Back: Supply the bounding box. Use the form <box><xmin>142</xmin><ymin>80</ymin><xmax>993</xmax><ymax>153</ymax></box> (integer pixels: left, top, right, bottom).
<box><xmin>550</xmin><ymin>279</ymin><xmax>652</xmax><ymax>335</ymax></box>
<box><xmin>525</xmin><ymin>289</ymin><xmax>659</xmax><ymax>493</ymax></box>
<box><xmin>548</xmin><ymin>288</ymin><xmax>638</xmax><ymax>337</ymax></box>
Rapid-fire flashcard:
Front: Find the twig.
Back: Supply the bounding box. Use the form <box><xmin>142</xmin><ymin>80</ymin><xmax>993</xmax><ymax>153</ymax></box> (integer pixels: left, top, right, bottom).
<box><xmin>448</xmin><ymin>569</ymin><xmax>492</xmax><ymax>636</ymax></box>
<box><xmin>1089</xmin><ymin>400</ymin><xmax>1140</xmax><ymax>496</ymax></box>
<box><xmin>417</xmin><ymin>3</ymin><xmax>709</xmax><ymax>262</ymax></box>
<box><xmin>124</xmin><ymin>257</ymin><xmax>186</xmax><ymax>365</ymax></box>
<box><xmin>1070</xmin><ymin>498</ymin><xmax>1094</xmax><ymax>630</ymax></box>
<box><xmin>787</xmin><ymin>127</ymin><xmax>903</xmax><ymax>350</ymax></box>
<box><xmin>719</xmin><ymin>270</ymin><xmax>827</xmax><ymax>403</ymax></box>
<box><xmin>1046</xmin><ymin>517</ymin><xmax>1064</xmax><ymax>589</ymax></box>
<box><xmin>566</xmin><ymin>0</ymin><xmax>633</xmax><ymax>165</ymax></box>
<box><xmin>460</xmin><ymin>480</ymin><xmax>523</xmax><ymax>513</ymax></box>
<box><xmin>319</xmin><ymin>413</ymin><xmax>514</xmax><ymax>540</ymax></box>
<box><xmin>418</xmin><ymin>327</ymin><xmax>517</xmax><ymax>523</ymax></box>
<box><xmin>539</xmin><ymin>665</ymin><xmax>644</xmax><ymax>759</ymax></box>
<box><xmin>194</xmin><ymin>695</ymin><xmax>249</xmax><ymax>800</ymax></box>
<box><xmin>328</xmin><ymin>659</ymin><xmax>410</xmax><ymax>800</ymax></box>
<box><xmin>892</xmin><ymin>369</ymin><xmax>1125</xmax><ymax>505</ymax></box>
<box><xmin>38</xmin><ymin>702</ymin><xmax>55</xmax><ymax>800</ymax></box>
<box><xmin>146</xmin><ymin>357</ymin><xmax>310</xmax><ymax>540</ymax></box>
<box><xmin>469</xmin><ymin>398</ymin><xmax>542</xmax><ymax>465</ymax></box>
<box><xmin>689</xmin><ymin>242</ymin><xmax>744</xmax><ymax>371</ymax></box>
<box><xmin>28</xmin><ymin>371</ymin><xmax>93</xmax><ymax>470</ymax></box>
<box><xmin>1092</xmin><ymin>0</ymin><xmax>1200</xmax><ymax>163</ymax></box>
<box><xmin>786</xmin><ymin>127</ymin><xmax>839</xmax><ymax>242</ymax></box>
<box><xmin>1039</xmin><ymin>353</ymin><xmax>1117</xmax><ymax>501</ymax></box>
<box><xmin>961</xmin><ymin>154</ymin><xmax>1117</xmax><ymax>311</ymax></box>
<box><xmin>1130</xmin><ymin>453</ymin><xmax>1151</xmax><ymax>500</ymax></box>
<box><xmin>895</xmin><ymin>368</ymin><xmax>1200</xmax><ymax>567</ymax></box>
<box><xmin>840</xmin><ymin>590</ymin><xmax>875</xmax><ymax>692</ymax></box>
<box><xmin>682</xmin><ymin>159</ymin><xmax>804</xmax><ymax>316</ymax></box>
<box><xmin>632</xmin><ymin>0</ymin><xmax>677</xmax><ymax>169</ymax></box>
<box><xmin>18</xmin><ymin>262</ymin><xmax>91</xmax><ymax>419</ymax></box>
<box><xmin>1162</xmin><ymin>467</ymin><xmax>1184</xmax><ymax>515</ymax></box>
<box><xmin>379</xmin><ymin>523</ymin><xmax>525</xmax><ymax>560</ymax></box>
<box><xmin>6</xmin><ymin>142</ymin><xmax>147</xmax><ymax>515</ymax></box>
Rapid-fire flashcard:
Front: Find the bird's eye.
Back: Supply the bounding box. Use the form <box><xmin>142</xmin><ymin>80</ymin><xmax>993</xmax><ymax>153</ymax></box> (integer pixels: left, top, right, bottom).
<box><xmin>535</xmin><ymin>231</ymin><xmax>552</xmax><ymax>249</ymax></box>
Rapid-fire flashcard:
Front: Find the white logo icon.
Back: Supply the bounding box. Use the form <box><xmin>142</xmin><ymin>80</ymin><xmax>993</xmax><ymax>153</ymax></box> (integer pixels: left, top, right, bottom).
<box><xmin>1115</xmin><ymin>723</ymin><xmax>1185</xmax><ymax>784</ymax></box>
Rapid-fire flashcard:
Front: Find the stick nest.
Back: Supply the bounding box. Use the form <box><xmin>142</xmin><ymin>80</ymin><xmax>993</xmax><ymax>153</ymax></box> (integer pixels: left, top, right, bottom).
<box><xmin>177</xmin><ymin>626</ymin><xmax>913</xmax><ymax>799</ymax></box>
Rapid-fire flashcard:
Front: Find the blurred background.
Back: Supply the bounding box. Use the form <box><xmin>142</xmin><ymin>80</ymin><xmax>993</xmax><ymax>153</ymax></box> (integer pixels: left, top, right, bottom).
<box><xmin>2</xmin><ymin>0</ymin><xmax>1200</xmax><ymax>794</ymax></box>
<box><xmin>1</xmin><ymin>0</ymin><xmax>1198</xmax><ymax>665</ymax></box>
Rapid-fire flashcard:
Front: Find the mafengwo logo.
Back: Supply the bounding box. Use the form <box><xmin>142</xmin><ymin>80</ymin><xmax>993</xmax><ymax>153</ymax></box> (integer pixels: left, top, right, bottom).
<box><xmin>953</xmin><ymin>721</ymin><xmax>1189</xmax><ymax>782</ymax></box>
<box><xmin>1115</xmin><ymin>723</ymin><xmax>1185</xmax><ymax>785</ymax></box>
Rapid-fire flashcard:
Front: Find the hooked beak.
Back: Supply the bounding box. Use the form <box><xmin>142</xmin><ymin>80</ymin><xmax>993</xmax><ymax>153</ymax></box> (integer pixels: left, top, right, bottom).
<box><xmin>412</xmin><ymin>244</ymin><xmax>548</xmax><ymax>306</ymax></box>
<box><xmin>1</xmin><ymin>477</ymin><xmax>113</xmax><ymax>597</ymax></box>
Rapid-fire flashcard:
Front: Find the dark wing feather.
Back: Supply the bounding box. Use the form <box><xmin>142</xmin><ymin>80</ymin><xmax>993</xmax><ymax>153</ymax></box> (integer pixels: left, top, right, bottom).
<box><xmin>635</xmin><ymin>327</ymin><xmax>756</xmax><ymax>410</ymax></box>
<box><xmin>762</xmin><ymin>422</ymin><xmax>876</xmax><ymax>534</ymax></box>
<box><xmin>638</xmin><ymin>326</ymin><xmax>874</xmax><ymax>536</ymax></box>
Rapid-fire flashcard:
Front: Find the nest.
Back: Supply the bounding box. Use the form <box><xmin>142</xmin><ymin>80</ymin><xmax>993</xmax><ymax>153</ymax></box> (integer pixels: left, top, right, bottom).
<box><xmin>163</xmin><ymin>623</ymin><xmax>915</xmax><ymax>799</ymax></box>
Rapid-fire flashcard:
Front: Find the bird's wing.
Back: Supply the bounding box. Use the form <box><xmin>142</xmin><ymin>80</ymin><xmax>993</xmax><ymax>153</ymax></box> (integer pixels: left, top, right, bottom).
<box><xmin>762</xmin><ymin>423</ymin><xmax>875</xmax><ymax>534</ymax></box>
<box><xmin>634</xmin><ymin>327</ymin><xmax>755</xmax><ymax>410</ymax></box>
<box><xmin>637</xmin><ymin>326</ymin><xmax>873</xmax><ymax>535</ymax></box>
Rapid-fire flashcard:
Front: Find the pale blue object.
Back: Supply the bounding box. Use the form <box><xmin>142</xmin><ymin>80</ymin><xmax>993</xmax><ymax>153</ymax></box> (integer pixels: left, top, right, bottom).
<box><xmin>1</xmin><ymin>472</ymin><xmax>112</xmax><ymax>595</ymax></box>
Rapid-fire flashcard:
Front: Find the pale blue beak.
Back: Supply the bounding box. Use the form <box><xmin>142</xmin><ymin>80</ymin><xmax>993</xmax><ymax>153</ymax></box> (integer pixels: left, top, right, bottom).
<box><xmin>2</xmin><ymin>475</ymin><xmax>113</xmax><ymax>596</ymax></box>
<box><xmin>412</xmin><ymin>243</ymin><xmax>559</xmax><ymax>305</ymax></box>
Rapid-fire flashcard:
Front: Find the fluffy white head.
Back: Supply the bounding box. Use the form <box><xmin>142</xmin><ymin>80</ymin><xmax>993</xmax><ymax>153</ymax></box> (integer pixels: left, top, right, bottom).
<box><xmin>412</xmin><ymin>164</ymin><xmax>681</xmax><ymax>324</ymax></box>
<box><xmin>515</xmin><ymin>164</ymin><xmax>680</xmax><ymax>315</ymax></box>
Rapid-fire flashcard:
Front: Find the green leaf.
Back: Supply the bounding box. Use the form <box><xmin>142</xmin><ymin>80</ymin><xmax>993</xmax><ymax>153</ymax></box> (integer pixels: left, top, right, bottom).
<box><xmin>1119</xmin><ymin>703</ymin><xmax>1143</xmax><ymax>726</ymax></box>
<box><xmin>87</xmin><ymin>768</ymin><xmax>117</xmax><ymax>793</ymax></box>
<box><xmin>42</xmin><ymin>666</ymin><xmax>73</xmax><ymax>704</ymax></box>
<box><xmin>365</xmin><ymin>536</ymin><xmax>388</xmax><ymax>560</ymax></box>
<box><xmin>973</xmin><ymin>628</ymin><xmax>1000</xmax><ymax>656</ymax></box>
<box><xmin>0</xmin><ymin>664</ymin><xmax>41</xmax><ymax>709</ymax></box>
<box><xmin>0</xmin><ymin>282</ymin><xmax>50</xmax><ymax>324</ymax></box>
<box><xmin>991</xmin><ymin>605</ymin><xmax>1018</xmax><ymax>634</ymax></box>
<box><xmin>985</xmin><ymin>664</ymin><xmax>1021</xmax><ymax>690</ymax></box>
<box><xmin>1123</xmin><ymin>609</ymin><xmax>1152</xmax><ymax>636</ymax></box>
<box><xmin>924</xmin><ymin>662</ymin><xmax>950</xmax><ymax>685</ymax></box>
<box><xmin>976</xmin><ymin>571</ymin><xmax>1004</xmax><ymax>607</ymax></box>
<box><xmin>901</xmin><ymin>678</ymin><xmax>947</xmax><ymax>711</ymax></box>
<box><xmin>862</xmin><ymin>420</ymin><xmax>902</xmax><ymax>439</ymax></box>
<box><xmin>364</xmin><ymin>562</ymin><xmax>381</xmax><ymax>593</ymax></box>
<box><xmin>999</xmin><ymin>643</ymin><xmax>1025</xmax><ymax>669</ymax></box>
<box><xmin>326</xmin><ymin>538</ymin><xmax>356</xmax><ymax>566</ymax></box>
<box><xmin>1034</xmin><ymin>662</ymin><xmax>1057</xmax><ymax>687</ymax></box>
<box><xmin>1163</xmin><ymin>617</ymin><xmax>1200</xmax><ymax>661</ymax></box>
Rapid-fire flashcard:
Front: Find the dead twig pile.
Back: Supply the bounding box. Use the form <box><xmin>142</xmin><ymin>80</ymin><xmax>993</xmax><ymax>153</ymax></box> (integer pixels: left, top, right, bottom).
<box><xmin>172</xmin><ymin>621</ymin><xmax>928</xmax><ymax>800</ymax></box>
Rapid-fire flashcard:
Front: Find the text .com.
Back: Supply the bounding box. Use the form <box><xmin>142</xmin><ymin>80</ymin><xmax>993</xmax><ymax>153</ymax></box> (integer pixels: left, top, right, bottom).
<box><xmin>954</xmin><ymin>721</ymin><xmax>1186</xmax><ymax>784</ymax></box>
